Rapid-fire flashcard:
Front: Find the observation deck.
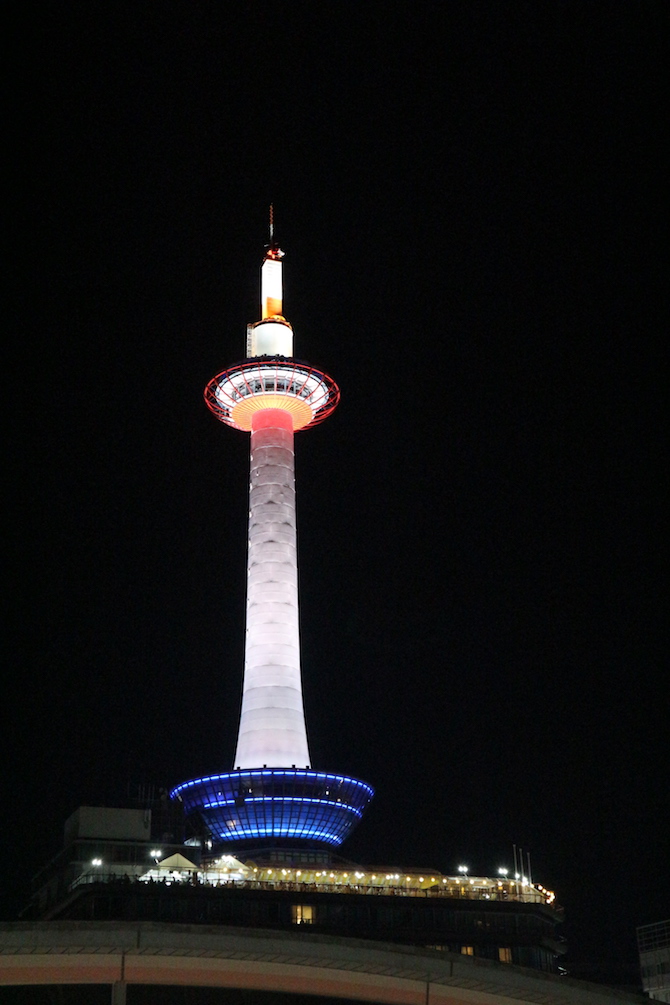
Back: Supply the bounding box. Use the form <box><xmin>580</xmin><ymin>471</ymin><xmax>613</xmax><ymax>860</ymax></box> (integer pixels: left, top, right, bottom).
<box><xmin>204</xmin><ymin>357</ymin><xmax>340</xmax><ymax>431</ymax></box>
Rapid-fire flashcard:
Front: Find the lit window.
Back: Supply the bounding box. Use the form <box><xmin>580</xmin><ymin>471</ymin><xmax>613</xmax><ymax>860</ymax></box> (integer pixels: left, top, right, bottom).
<box><xmin>460</xmin><ymin>946</ymin><xmax>474</xmax><ymax>956</ymax></box>
<box><xmin>291</xmin><ymin>904</ymin><xmax>314</xmax><ymax>925</ymax></box>
<box><xmin>498</xmin><ymin>947</ymin><xmax>512</xmax><ymax>963</ymax></box>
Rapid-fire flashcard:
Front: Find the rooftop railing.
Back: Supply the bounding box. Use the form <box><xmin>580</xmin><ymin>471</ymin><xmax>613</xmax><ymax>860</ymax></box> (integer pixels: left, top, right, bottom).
<box><xmin>69</xmin><ymin>868</ymin><xmax>554</xmax><ymax>906</ymax></box>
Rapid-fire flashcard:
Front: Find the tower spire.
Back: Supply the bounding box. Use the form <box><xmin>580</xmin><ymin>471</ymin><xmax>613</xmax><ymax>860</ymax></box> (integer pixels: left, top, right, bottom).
<box><xmin>257</xmin><ymin>204</ymin><xmax>286</xmax><ymax>332</ymax></box>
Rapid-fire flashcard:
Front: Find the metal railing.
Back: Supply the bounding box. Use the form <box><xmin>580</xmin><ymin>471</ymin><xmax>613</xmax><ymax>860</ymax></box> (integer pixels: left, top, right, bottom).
<box><xmin>69</xmin><ymin>870</ymin><xmax>550</xmax><ymax>906</ymax></box>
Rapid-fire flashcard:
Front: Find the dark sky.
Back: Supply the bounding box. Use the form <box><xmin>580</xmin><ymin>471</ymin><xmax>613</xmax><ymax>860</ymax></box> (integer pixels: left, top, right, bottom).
<box><xmin>5</xmin><ymin>1</ymin><xmax>667</xmax><ymax>988</ymax></box>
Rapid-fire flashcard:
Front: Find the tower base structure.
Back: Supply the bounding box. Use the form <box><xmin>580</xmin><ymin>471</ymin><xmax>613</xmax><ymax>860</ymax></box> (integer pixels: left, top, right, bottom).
<box><xmin>171</xmin><ymin>769</ymin><xmax>374</xmax><ymax>850</ymax></box>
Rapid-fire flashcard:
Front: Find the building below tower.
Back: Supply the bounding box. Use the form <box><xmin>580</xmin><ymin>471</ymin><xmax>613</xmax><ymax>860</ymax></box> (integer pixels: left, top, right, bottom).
<box><xmin>23</xmin><ymin>804</ymin><xmax>565</xmax><ymax>974</ymax></box>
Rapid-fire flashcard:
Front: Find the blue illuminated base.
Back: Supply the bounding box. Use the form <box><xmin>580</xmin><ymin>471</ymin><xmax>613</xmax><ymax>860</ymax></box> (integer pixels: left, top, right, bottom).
<box><xmin>170</xmin><ymin>769</ymin><xmax>374</xmax><ymax>849</ymax></box>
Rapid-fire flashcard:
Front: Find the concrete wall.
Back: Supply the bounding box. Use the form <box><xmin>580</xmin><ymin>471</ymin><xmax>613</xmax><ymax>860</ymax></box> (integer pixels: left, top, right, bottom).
<box><xmin>64</xmin><ymin>808</ymin><xmax>151</xmax><ymax>844</ymax></box>
<box><xmin>0</xmin><ymin>922</ymin><xmax>648</xmax><ymax>1005</ymax></box>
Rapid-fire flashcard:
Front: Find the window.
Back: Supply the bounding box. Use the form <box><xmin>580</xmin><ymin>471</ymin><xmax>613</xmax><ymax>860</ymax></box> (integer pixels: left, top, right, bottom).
<box><xmin>498</xmin><ymin>947</ymin><xmax>512</xmax><ymax>963</ymax></box>
<box><xmin>292</xmin><ymin>904</ymin><xmax>314</xmax><ymax>925</ymax></box>
<box><xmin>460</xmin><ymin>946</ymin><xmax>474</xmax><ymax>956</ymax></box>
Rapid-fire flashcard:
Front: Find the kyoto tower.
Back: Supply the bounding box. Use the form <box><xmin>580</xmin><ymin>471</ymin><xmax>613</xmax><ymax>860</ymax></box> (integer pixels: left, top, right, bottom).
<box><xmin>171</xmin><ymin>213</ymin><xmax>374</xmax><ymax>850</ymax></box>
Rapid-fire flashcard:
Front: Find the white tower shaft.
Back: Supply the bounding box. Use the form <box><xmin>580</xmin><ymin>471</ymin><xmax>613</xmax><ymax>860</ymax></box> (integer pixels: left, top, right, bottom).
<box><xmin>234</xmin><ymin>408</ymin><xmax>311</xmax><ymax>769</ymax></box>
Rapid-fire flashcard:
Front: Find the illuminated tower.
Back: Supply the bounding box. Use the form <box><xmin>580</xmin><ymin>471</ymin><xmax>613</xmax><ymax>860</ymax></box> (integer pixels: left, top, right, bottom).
<box><xmin>171</xmin><ymin>215</ymin><xmax>374</xmax><ymax>849</ymax></box>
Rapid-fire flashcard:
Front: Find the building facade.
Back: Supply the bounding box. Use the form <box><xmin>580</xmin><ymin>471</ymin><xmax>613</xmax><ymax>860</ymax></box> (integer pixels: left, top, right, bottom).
<box><xmin>25</xmin><ymin>804</ymin><xmax>564</xmax><ymax>974</ymax></box>
<box><xmin>638</xmin><ymin>920</ymin><xmax>670</xmax><ymax>1002</ymax></box>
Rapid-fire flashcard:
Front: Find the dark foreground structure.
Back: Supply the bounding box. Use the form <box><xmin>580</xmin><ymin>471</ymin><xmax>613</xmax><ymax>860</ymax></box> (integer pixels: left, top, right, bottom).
<box><xmin>0</xmin><ymin>921</ymin><xmax>648</xmax><ymax>1005</ymax></box>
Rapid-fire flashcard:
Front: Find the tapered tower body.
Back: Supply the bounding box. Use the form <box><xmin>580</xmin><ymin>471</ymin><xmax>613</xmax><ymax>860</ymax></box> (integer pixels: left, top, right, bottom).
<box><xmin>172</xmin><ymin>221</ymin><xmax>373</xmax><ymax>849</ymax></box>
<box><xmin>236</xmin><ymin>405</ymin><xmax>309</xmax><ymax>770</ymax></box>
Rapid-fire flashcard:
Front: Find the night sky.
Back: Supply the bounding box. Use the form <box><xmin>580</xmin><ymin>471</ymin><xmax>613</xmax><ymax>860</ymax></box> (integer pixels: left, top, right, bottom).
<box><xmin>5</xmin><ymin>2</ymin><xmax>667</xmax><ymax>989</ymax></box>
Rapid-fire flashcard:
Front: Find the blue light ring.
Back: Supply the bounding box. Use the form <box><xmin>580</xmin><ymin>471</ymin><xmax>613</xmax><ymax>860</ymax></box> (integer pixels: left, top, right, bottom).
<box><xmin>200</xmin><ymin>797</ymin><xmax>363</xmax><ymax>818</ymax></box>
<box><xmin>171</xmin><ymin>769</ymin><xmax>374</xmax><ymax>797</ymax></box>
